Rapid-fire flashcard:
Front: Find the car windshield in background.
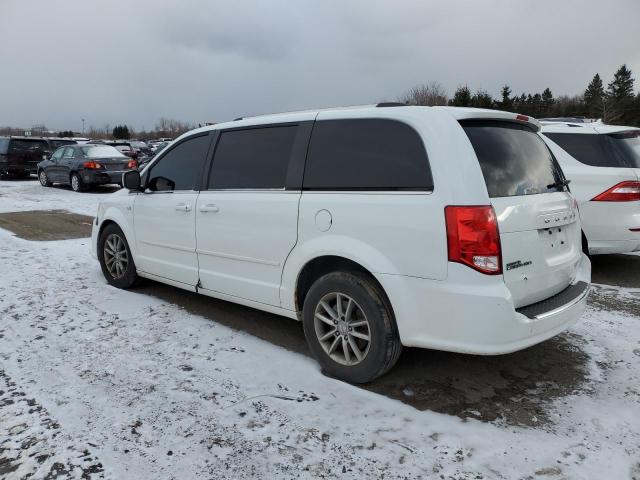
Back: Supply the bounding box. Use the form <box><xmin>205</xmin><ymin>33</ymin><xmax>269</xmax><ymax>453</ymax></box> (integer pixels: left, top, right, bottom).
<box><xmin>80</xmin><ymin>146</ymin><xmax>126</xmax><ymax>158</ymax></box>
<box><xmin>462</xmin><ymin>121</ymin><xmax>564</xmax><ymax>198</ymax></box>
<box><xmin>49</xmin><ymin>139</ymin><xmax>76</xmax><ymax>149</ymax></box>
<box><xmin>543</xmin><ymin>131</ymin><xmax>640</xmax><ymax>168</ymax></box>
<box><xmin>9</xmin><ymin>139</ymin><xmax>48</xmax><ymax>152</ymax></box>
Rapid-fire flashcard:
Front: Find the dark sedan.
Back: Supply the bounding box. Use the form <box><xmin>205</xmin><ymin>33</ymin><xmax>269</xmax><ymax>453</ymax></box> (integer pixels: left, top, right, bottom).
<box><xmin>37</xmin><ymin>144</ymin><xmax>137</xmax><ymax>192</ymax></box>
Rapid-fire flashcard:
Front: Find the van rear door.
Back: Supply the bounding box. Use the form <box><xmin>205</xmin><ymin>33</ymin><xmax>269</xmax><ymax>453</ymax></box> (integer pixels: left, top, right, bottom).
<box><xmin>461</xmin><ymin>120</ymin><xmax>582</xmax><ymax>308</ymax></box>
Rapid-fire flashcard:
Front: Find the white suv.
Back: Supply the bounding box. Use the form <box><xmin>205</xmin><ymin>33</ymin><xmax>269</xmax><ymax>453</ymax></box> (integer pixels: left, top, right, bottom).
<box><xmin>541</xmin><ymin>121</ymin><xmax>640</xmax><ymax>255</ymax></box>
<box><xmin>92</xmin><ymin>105</ymin><xmax>590</xmax><ymax>383</ymax></box>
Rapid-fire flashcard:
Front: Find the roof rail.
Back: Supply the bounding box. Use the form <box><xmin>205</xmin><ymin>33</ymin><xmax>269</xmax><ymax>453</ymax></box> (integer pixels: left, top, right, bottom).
<box><xmin>376</xmin><ymin>102</ymin><xmax>408</xmax><ymax>108</ymax></box>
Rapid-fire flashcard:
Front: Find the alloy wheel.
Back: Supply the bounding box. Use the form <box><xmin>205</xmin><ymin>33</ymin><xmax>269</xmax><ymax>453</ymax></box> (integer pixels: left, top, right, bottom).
<box><xmin>313</xmin><ymin>292</ymin><xmax>371</xmax><ymax>366</ymax></box>
<box><xmin>39</xmin><ymin>171</ymin><xmax>48</xmax><ymax>186</ymax></box>
<box><xmin>103</xmin><ymin>233</ymin><xmax>129</xmax><ymax>279</ymax></box>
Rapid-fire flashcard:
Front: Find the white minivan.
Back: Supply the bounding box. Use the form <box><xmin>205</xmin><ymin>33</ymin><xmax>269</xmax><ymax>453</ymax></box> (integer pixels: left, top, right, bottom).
<box><xmin>540</xmin><ymin>121</ymin><xmax>640</xmax><ymax>255</ymax></box>
<box><xmin>92</xmin><ymin>105</ymin><xmax>590</xmax><ymax>383</ymax></box>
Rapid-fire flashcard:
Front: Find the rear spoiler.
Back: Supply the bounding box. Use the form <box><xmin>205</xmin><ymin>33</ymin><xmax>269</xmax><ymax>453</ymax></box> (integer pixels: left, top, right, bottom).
<box><xmin>435</xmin><ymin>107</ymin><xmax>542</xmax><ymax>132</ymax></box>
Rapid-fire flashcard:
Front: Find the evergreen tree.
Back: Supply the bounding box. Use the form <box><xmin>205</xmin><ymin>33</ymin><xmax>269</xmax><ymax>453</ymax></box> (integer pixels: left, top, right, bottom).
<box><xmin>113</xmin><ymin>125</ymin><xmax>131</xmax><ymax>140</ymax></box>
<box><xmin>499</xmin><ymin>85</ymin><xmax>513</xmax><ymax>111</ymax></box>
<box><xmin>584</xmin><ymin>73</ymin><xmax>605</xmax><ymax>118</ymax></box>
<box><xmin>606</xmin><ymin>65</ymin><xmax>635</xmax><ymax>124</ymax></box>
<box><xmin>541</xmin><ymin>88</ymin><xmax>554</xmax><ymax>117</ymax></box>
<box><xmin>449</xmin><ymin>85</ymin><xmax>472</xmax><ymax>107</ymax></box>
<box><xmin>471</xmin><ymin>90</ymin><xmax>494</xmax><ymax>109</ymax></box>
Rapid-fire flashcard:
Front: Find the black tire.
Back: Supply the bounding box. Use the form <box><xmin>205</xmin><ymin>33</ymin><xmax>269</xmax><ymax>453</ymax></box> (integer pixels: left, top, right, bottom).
<box><xmin>302</xmin><ymin>271</ymin><xmax>402</xmax><ymax>384</ymax></box>
<box><xmin>38</xmin><ymin>169</ymin><xmax>52</xmax><ymax>187</ymax></box>
<box><xmin>70</xmin><ymin>172</ymin><xmax>85</xmax><ymax>192</ymax></box>
<box><xmin>98</xmin><ymin>223</ymin><xmax>139</xmax><ymax>289</ymax></box>
<box><xmin>581</xmin><ymin>231</ymin><xmax>590</xmax><ymax>257</ymax></box>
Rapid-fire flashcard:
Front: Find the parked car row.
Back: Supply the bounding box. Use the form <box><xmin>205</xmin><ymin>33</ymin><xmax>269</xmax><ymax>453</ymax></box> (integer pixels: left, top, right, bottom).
<box><xmin>0</xmin><ymin>136</ymin><xmax>76</xmax><ymax>177</ymax></box>
<box><xmin>91</xmin><ymin>104</ymin><xmax>602</xmax><ymax>383</ymax></box>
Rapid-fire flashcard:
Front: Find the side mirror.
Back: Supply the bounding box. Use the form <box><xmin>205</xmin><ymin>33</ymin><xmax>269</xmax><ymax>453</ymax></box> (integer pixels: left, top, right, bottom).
<box><xmin>123</xmin><ymin>170</ymin><xmax>142</xmax><ymax>191</ymax></box>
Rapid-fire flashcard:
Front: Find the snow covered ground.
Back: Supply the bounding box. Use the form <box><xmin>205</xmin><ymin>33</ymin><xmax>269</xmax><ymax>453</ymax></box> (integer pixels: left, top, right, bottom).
<box><xmin>1</xmin><ymin>180</ymin><xmax>639</xmax><ymax>479</ymax></box>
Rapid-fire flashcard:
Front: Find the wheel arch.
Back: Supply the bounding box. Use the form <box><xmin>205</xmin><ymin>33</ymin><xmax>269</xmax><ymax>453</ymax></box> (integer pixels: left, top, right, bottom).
<box><xmin>293</xmin><ymin>255</ymin><xmax>395</xmax><ymax>323</ymax></box>
<box><xmin>96</xmin><ymin>211</ymin><xmax>137</xmax><ymax>261</ymax></box>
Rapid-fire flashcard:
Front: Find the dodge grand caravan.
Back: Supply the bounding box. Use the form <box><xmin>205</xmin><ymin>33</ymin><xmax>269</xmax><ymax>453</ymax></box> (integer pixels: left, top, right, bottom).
<box><xmin>92</xmin><ymin>105</ymin><xmax>591</xmax><ymax>383</ymax></box>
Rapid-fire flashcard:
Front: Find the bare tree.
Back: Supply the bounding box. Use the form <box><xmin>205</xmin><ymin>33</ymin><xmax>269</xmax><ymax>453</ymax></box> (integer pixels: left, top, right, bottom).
<box><xmin>399</xmin><ymin>82</ymin><xmax>448</xmax><ymax>106</ymax></box>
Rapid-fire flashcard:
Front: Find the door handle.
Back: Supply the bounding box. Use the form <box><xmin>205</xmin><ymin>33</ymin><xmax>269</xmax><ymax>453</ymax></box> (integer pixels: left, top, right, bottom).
<box><xmin>175</xmin><ymin>203</ymin><xmax>192</xmax><ymax>212</ymax></box>
<box><xmin>199</xmin><ymin>204</ymin><xmax>220</xmax><ymax>213</ymax></box>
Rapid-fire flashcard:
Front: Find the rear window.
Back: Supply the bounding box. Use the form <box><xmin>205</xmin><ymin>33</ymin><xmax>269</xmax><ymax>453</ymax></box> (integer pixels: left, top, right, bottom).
<box><xmin>81</xmin><ymin>146</ymin><xmax>126</xmax><ymax>158</ymax></box>
<box><xmin>462</xmin><ymin>121</ymin><xmax>564</xmax><ymax>198</ymax></box>
<box><xmin>0</xmin><ymin>138</ymin><xmax>9</xmax><ymax>154</ymax></box>
<box><xmin>9</xmin><ymin>139</ymin><xmax>48</xmax><ymax>152</ymax></box>
<box><xmin>303</xmin><ymin>119</ymin><xmax>432</xmax><ymax>191</ymax></box>
<box><xmin>545</xmin><ymin>131</ymin><xmax>640</xmax><ymax>169</ymax></box>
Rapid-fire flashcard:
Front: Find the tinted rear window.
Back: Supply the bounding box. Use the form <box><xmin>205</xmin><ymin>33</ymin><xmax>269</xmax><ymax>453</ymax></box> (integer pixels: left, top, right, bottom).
<box><xmin>303</xmin><ymin>119</ymin><xmax>432</xmax><ymax>191</ymax></box>
<box><xmin>544</xmin><ymin>131</ymin><xmax>640</xmax><ymax>168</ymax></box>
<box><xmin>9</xmin><ymin>139</ymin><xmax>48</xmax><ymax>152</ymax></box>
<box><xmin>209</xmin><ymin>126</ymin><xmax>297</xmax><ymax>189</ymax></box>
<box><xmin>81</xmin><ymin>146</ymin><xmax>126</xmax><ymax>158</ymax></box>
<box><xmin>462</xmin><ymin>121</ymin><xmax>564</xmax><ymax>198</ymax></box>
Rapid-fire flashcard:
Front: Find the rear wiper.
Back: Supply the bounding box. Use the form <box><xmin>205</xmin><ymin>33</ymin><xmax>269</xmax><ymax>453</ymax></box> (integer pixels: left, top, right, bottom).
<box><xmin>547</xmin><ymin>179</ymin><xmax>571</xmax><ymax>190</ymax></box>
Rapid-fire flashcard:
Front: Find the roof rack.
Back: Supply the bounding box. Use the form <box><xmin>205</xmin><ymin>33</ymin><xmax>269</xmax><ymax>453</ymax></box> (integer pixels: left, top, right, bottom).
<box><xmin>376</xmin><ymin>102</ymin><xmax>408</xmax><ymax>108</ymax></box>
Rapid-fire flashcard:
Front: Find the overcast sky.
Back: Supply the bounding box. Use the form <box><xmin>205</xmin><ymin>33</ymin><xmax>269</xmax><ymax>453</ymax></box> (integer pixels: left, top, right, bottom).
<box><xmin>1</xmin><ymin>0</ymin><xmax>639</xmax><ymax>132</ymax></box>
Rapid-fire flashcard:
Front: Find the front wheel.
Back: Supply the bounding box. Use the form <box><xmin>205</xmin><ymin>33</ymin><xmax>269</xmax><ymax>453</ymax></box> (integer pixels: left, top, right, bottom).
<box><xmin>302</xmin><ymin>271</ymin><xmax>402</xmax><ymax>384</ymax></box>
<box><xmin>38</xmin><ymin>170</ymin><xmax>52</xmax><ymax>187</ymax></box>
<box><xmin>98</xmin><ymin>223</ymin><xmax>139</xmax><ymax>289</ymax></box>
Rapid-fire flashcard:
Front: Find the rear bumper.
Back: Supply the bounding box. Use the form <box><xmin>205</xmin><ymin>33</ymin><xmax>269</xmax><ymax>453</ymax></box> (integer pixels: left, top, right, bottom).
<box><xmin>82</xmin><ymin>170</ymin><xmax>128</xmax><ymax>186</ymax></box>
<box><xmin>0</xmin><ymin>160</ymin><xmax>37</xmax><ymax>174</ymax></box>
<box><xmin>580</xmin><ymin>201</ymin><xmax>640</xmax><ymax>254</ymax></box>
<box><xmin>377</xmin><ymin>253</ymin><xmax>591</xmax><ymax>354</ymax></box>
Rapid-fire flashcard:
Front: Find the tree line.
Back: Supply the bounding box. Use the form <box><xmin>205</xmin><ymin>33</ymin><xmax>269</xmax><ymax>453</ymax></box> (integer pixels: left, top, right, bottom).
<box><xmin>399</xmin><ymin>64</ymin><xmax>640</xmax><ymax>126</ymax></box>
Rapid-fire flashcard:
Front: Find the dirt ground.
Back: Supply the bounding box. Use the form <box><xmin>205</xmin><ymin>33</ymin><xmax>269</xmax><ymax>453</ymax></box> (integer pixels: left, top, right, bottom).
<box><xmin>2</xmin><ymin>209</ymin><xmax>638</xmax><ymax>427</ymax></box>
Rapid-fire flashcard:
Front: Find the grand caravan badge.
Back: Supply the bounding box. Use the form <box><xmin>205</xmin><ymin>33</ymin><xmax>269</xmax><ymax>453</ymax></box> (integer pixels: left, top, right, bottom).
<box><xmin>506</xmin><ymin>260</ymin><xmax>532</xmax><ymax>271</ymax></box>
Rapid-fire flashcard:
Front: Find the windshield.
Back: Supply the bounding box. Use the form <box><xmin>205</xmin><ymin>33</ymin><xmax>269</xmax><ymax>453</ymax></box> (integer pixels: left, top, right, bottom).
<box><xmin>80</xmin><ymin>146</ymin><xmax>126</xmax><ymax>158</ymax></box>
<box><xmin>462</xmin><ymin>121</ymin><xmax>564</xmax><ymax>198</ymax></box>
<box><xmin>544</xmin><ymin>131</ymin><xmax>640</xmax><ymax>168</ymax></box>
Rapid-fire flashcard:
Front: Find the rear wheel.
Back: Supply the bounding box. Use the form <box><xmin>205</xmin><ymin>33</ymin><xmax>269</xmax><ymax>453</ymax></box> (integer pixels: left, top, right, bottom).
<box><xmin>302</xmin><ymin>271</ymin><xmax>402</xmax><ymax>384</ymax></box>
<box><xmin>98</xmin><ymin>223</ymin><xmax>139</xmax><ymax>289</ymax></box>
<box><xmin>38</xmin><ymin>170</ymin><xmax>52</xmax><ymax>187</ymax></box>
<box><xmin>70</xmin><ymin>172</ymin><xmax>85</xmax><ymax>192</ymax></box>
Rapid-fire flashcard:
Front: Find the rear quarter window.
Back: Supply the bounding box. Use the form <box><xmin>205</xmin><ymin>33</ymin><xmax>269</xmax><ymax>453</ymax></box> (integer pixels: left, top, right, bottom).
<box><xmin>303</xmin><ymin>119</ymin><xmax>433</xmax><ymax>191</ymax></box>
<box><xmin>544</xmin><ymin>131</ymin><xmax>640</xmax><ymax>168</ymax></box>
<box><xmin>0</xmin><ymin>138</ymin><xmax>9</xmax><ymax>154</ymax></box>
<box><xmin>462</xmin><ymin>121</ymin><xmax>564</xmax><ymax>198</ymax></box>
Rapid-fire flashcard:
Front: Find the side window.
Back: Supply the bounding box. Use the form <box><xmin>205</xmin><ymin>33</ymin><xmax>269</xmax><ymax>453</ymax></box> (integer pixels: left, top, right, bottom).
<box><xmin>208</xmin><ymin>126</ymin><xmax>297</xmax><ymax>189</ymax></box>
<box><xmin>62</xmin><ymin>147</ymin><xmax>75</xmax><ymax>158</ymax></box>
<box><xmin>303</xmin><ymin>119</ymin><xmax>433</xmax><ymax>190</ymax></box>
<box><xmin>52</xmin><ymin>148</ymin><xmax>65</xmax><ymax>160</ymax></box>
<box><xmin>148</xmin><ymin>134</ymin><xmax>210</xmax><ymax>191</ymax></box>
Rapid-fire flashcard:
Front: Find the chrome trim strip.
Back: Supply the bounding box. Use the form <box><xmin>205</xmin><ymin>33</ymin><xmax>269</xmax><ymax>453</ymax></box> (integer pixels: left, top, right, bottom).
<box><xmin>535</xmin><ymin>284</ymin><xmax>590</xmax><ymax>320</ymax></box>
<box><xmin>196</xmin><ymin>248</ymin><xmax>280</xmax><ymax>266</ymax></box>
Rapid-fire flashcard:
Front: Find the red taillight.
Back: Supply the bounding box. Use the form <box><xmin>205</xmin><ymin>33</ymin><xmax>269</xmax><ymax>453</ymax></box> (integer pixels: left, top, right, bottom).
<box><xmin>445</xmin><ymin>205</ymin><xmax>502</xmax><ymax>275</ymax></box>
<box><xmin>591</xmin><ymin>181</ymin><xmax>640</xmax><ymax>202</ymax></box>
<box><xmin>515</xmin><ymin>114</ymin><xmax>529</xmax><ymax>122</ymax></box>
<box><xmin>127</xmin><ymin>159</ymin><xmax>137</xmax><ymax>169</ymax></box>
<box><xmin>83</xmin><ymin>161</ymin><xmax>103</xmax><ymax>169</ymax></box>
